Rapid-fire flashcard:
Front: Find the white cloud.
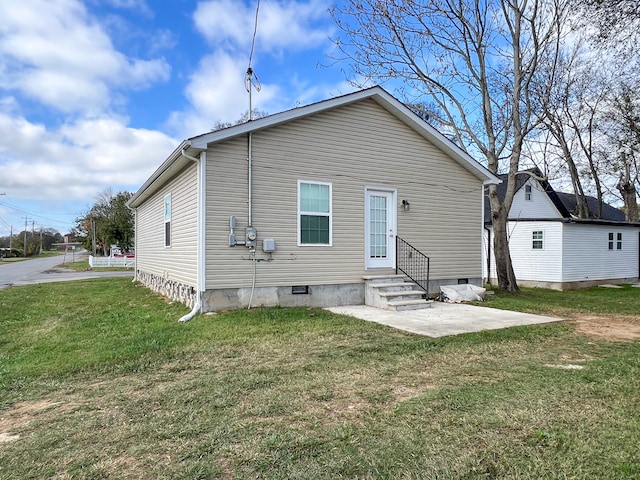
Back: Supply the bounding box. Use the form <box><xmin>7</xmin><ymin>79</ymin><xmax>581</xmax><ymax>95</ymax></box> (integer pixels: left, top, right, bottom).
<box><xmin>166</xmin><ymin>51</ymin><xmax>281</xmax><ymax>138</ymax></box>
<box><xmin>0</xmin><ymin>0</ymin><xmax>170</xmax><ymax>115</ymax></box>
<box><xmin>194</xmin><ymin>0</ymin><xmax>333</xmax><ymax>53</ymax></box>
<box><xmin>0</xmin><ymin>111</ymin><xmax>177</xmax><ymax>201</ymax></box>
<box><xmin>100</xmin><ymin>0</ymin><xmax>153</xmax><ymax>17</ymax></box>
<box><xmin>166</xmin><ymin>0</ymin><xmax>339</xmax><ymax>138</ymax></box>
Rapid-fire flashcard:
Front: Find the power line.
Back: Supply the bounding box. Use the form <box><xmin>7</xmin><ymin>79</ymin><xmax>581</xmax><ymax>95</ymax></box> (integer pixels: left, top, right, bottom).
<box><xmin>248</xmin><ymin>0</ymin><xmax>260</xmax><ymax>69</ymax></box>
<box><xmin>0</xmin><ymin>200</ymin><xmax>74</xmax><ymax>227</ymax></box>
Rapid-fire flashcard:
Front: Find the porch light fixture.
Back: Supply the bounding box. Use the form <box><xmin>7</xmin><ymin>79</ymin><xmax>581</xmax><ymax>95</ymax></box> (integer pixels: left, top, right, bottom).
<box><xmin>402</xmin><ymin>199</ymin><xmax>410</xmax><ymax>211</ymax></box>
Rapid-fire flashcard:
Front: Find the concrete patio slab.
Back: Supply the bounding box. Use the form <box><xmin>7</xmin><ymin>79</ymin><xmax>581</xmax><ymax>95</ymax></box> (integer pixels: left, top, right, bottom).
<box><xmin>326</xmin><ymin>302</ymin><xmax>563</xmax><ymax>338</ymax></box>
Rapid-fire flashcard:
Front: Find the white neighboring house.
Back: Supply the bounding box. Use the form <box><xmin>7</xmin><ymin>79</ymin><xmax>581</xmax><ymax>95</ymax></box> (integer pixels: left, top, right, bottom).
<box><xmin>483</xmin><ymin>169</ymin><xmax>640</xmax><ymax>289</ymax></box>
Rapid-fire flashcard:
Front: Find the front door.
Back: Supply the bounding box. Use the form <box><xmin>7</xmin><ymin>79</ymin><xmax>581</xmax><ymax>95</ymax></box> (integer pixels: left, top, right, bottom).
<box><xmin>365</xmin><ymin>189</ymin><xmax>396</xmax><ymax>269</ymax></box>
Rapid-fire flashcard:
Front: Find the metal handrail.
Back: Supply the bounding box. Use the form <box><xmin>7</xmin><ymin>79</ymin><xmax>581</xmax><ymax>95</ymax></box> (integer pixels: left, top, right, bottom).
<box><xmin>396</xmin><ymin>236</ymin><xmax>430</xmax><ymax>293</ymax></box>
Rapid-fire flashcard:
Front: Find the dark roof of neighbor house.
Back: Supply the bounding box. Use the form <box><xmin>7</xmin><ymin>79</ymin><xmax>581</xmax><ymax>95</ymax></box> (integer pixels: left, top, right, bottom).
<box><xmin>553</xmin><ymin>191</ymin><xmax>626</xmax><ymax>222</ymax></box>
<box><xmin>484</xmin><ymin>168</ymin><xmax>628</xmax><ymax>224</ymax></box>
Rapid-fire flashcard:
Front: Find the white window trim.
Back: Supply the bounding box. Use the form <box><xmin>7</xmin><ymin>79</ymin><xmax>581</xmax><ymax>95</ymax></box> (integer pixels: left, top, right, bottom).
<box><xmin>607</xmin><ymin>232</ymin><xmax>623</xmax><ymax>251</ymax></box>
<box><xmin>164</xmin><ymin>193</ymin><xmax>172</xmax><ymax>248</ymax></box>
<box><xmin>532</xmin><ymin>230</ymin><xmax>544</xmax><ymax>250</ymax></box>
<box><xmin>297</xmin><ymin>180</ymin><xmax>332</xmax><ymax>247</ymax></box>
<box><xmin>524</xmin><ymin>184</ymin><xmax>532</xmax><ymax>201</ymax></box>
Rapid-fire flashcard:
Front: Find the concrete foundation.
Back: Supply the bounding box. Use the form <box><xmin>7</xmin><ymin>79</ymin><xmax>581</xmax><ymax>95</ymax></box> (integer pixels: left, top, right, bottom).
<box><xmin>201</xmin><ymin>282</ymin><xmax>365</xmax><ymax>312</ymax></box>
<box><xmin>487</xmin><ymin>277</ymin><xmax>638</xmax><ymax>291</ymax></box>
<box><xmin>427</xmin><ymin>277</ymin><xmax>483</xmax><ymax>297</ymax></box>
<box><xmin>135</xmin><ymin>270</ymin><xmax>483</xmax><ymax>313</ymax></box>
<box><xmin>136</xmin><ymin>270</ymin><xmax>197</xmax><ymax>308</ymax></box>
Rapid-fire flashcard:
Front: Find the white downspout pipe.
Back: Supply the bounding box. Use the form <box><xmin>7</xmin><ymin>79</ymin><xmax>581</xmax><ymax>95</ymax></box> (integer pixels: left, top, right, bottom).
<box><xmin>178</xmin><ymin>148</ymin><xmax>206</xmax><ymax>322</ymax></box>
<box><xmin>132</xmin><ymin>208</ymin><xmax>137</xmax><ymax>282</ymax></box>
<box><xmin>248</xmin><ymin>132</ymin><xmax>253</xmax><ymax>226</ymax></box>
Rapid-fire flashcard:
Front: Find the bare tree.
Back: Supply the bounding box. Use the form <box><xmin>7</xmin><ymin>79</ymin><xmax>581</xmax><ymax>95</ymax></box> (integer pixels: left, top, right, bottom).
<box><xmin>534</xmin><ymin>39</ymin><xmax>612</xmax><ymax>218</ymax></box>
<box><xmin>332</xmin><ymin>0</ymin><xmax>566</xmax><ymax>291</ymax></box>
<box><xmin>608</xmin><ymin>86</ymin><xmax>640</xmax><ymax>222</ymax></box>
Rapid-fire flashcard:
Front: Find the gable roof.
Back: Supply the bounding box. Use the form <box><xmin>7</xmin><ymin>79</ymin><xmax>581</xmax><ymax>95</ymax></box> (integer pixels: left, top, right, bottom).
<box><xmin>484</xmin><ymin>168</ymin><xmax>629</xmax><ymax>224</ymax></box>
<box><xmin>129</xmin><ymin>86</ymin><xmax>499</xmax><ymax>208</ymax></box>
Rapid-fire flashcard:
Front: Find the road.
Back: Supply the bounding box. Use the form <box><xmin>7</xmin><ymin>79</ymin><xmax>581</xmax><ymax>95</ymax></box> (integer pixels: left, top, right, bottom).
<box><xmin>0</xmin><ymin>253</ymin><xmax>133</xmax><ymax>290</ymax></box>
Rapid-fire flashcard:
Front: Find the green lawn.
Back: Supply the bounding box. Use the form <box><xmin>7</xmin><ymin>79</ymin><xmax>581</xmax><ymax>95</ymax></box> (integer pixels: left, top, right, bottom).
<box><xmin>1</xmin><ymin>279</ymin><xmax>639</xmax><ymax>479</ymax></box>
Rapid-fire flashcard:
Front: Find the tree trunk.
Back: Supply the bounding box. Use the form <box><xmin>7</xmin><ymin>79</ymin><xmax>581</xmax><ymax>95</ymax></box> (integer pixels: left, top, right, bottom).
<box><xmin>492</xmin><ymin>208</ymin><xmax>519</xmax><ymax>292</ymax></box>
<box><xmin>618</xmin><ymin>168</ymin><xmax>639</xmax><ymax>222</ymax></box>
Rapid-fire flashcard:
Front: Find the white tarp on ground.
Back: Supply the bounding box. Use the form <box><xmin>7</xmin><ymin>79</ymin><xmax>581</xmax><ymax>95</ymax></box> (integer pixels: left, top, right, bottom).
<box><xmin>439</xmin><ymin>284</ymin><xmax>486</xmax><ymax>303</ymax></box>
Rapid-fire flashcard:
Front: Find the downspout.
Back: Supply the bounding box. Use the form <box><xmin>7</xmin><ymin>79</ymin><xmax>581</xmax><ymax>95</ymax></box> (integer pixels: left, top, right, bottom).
<box><xmin>482</xmin><ymin>180</ymin><xmax>492</xmax><ymax>286</ymax></box>
<box><xmin>248</xmin><ymin>132</ymin><xmax>253</xmax><ymax>226</ymax></box>
<box><xmin>132</xmin><ymin>208</ymin><xmax>137</xmax><ymax>282</ymax></box>
<box><xmin>484</xmin><ymin>225</ymin><xmax>491</xmax><ymax>284</ymax></box>
<box><xmin>178</xmin><ymin>148</ymin><xmax>206</xmax><ymax>322</ymax></box>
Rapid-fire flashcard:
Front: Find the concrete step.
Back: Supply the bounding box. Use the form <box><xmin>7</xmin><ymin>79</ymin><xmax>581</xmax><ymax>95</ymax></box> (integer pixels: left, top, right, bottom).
<box><xmin>377</xmin><ymin>290</ymin><xmax>427</xmax><ymax>300</ymax></box>
<box><xmin>362</xmin><ymin>274</ymin><xmax>406</xmax><ymax>285</ymax></box>
<box><xmin>364</xmin><ymin>275</ymin><xmax>431</xmax><ymax>310</ymax></box>
<box><xmin>369</xmin><ymin>282</ymin><xmax>419</xmax><ymax>292</ymax></box>
<box><xmin>387</xmin><ymin>299</ymin><xmax>434</xmax><ymax>311</ymax></box>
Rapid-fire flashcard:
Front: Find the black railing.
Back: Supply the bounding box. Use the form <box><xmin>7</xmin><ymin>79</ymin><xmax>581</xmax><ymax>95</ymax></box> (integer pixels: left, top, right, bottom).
<box><xmin>396</xmin><ymin>236</ymin><xmax>430</xmax><ymax>293</ymax></box>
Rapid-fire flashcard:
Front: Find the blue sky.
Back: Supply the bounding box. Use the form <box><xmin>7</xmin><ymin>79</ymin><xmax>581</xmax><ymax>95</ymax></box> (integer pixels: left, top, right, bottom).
<box><xmin>0</xmin><ymin>0</ymin><xmax>355</xmax><ymax>237</ymax></box>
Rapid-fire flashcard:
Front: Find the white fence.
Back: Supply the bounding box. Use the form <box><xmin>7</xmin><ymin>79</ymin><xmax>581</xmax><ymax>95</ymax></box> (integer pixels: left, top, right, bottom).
<box><xmin>89</xmin><ymin>255</ymin><xmax>135</xmax><ymax>268</ymax></box>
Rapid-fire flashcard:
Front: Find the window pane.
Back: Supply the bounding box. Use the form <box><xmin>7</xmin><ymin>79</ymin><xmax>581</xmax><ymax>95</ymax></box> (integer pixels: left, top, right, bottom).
<box><xmin>301</xmin><ymin>215</ymin><xmax>329</xmax><ymax>244</ymax></box>
<box><xmin>369</xmin><ymin>194</ymin><xmax>388</xmax><ymax>258</ymax></box>
<box><xmin>300</xmin><ymin>182</ymin><xmax>329</xmax><ymax>213</ymax></box>
<box><xmin>165</xmin><ymin>222</ymin><xmax>171</xmax><ymax>247</ymax></box>
<box><xmin>532</xmin><ymin>231</ymin><xmax>543</xmax><ymax>249</ymax></box>
<box><xmin>164</xmin><ymin>195</ymin><xmax>171</xmax><ymax>220</ymax></box>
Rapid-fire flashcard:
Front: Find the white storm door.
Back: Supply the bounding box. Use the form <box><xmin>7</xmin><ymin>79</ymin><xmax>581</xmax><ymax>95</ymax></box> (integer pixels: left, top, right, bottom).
<box><xmin>365</xmin><ymin>189</ymin><xmax>396</xmax><ymax>269</ymax></box>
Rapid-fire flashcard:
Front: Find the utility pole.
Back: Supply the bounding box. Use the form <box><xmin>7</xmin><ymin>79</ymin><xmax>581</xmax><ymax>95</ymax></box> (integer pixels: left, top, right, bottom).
<box><xmin>23</xmin><ymin>217</ymin><xmax>28</xmax><ymax>257</ymax></box>
<box><xmin>9</xmin><ymin>225</ymin><xmax>12</xmax><ymax>251</ymax></box>
<box><xmin>89</xmin><ymin>216</ymin><xmax>97</xmax><ymax>256</ymax></box>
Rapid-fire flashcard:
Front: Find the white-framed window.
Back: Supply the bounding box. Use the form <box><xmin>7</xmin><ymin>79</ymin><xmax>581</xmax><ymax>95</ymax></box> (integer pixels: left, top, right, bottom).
<box><xmin>525</xmin><ymin>184</ymin><xmax>532</xmax><ymax>201</ymax></box>
<box><xmin>609</xmin><ymin>232</ymin><xmax>622</xmax><ymax>250</ymax></box>
<box><xmin>532</xmin><ymin>230</ymin><xmax>543</xmax><ymax>249</ymax></box>
<box><xmin>298</xmin><ymin>180</ymin><xmax>332</xmax><ymax>246</ymax></box>
<box><xmin>164</xmin><ymin>193</ymin><xmax>171</xmax><ymax>247</ymax></box>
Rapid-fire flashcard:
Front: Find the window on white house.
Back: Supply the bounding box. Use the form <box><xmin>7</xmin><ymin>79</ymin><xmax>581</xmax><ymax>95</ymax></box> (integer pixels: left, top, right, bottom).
<box><xmin>298</xmin><ymin>181</ymin><xmax>332</xmax><ymax>245</ymax></box>
<box><xmin>608</xmin><ymin>232</ymin><xmax>614</xmax><ymax>250</ymax></box>
<box><xmin>617</xmin><ymin>232</ymin><xmax>622</xmax><ymax>250</ymax></box>
<box><xmin>525</xmin><ymin>184</ymin><xmax>532</xmax><ymax>201</ymax></box>
<box><xmin>164</xmin><ymin>193</ymin><xmax>171</xmax><ymax>247</ymax></box>
<box><xmin>532</xmin><ymin>230</ymin><xmax>543</xmax><ymax>249</ymax></box>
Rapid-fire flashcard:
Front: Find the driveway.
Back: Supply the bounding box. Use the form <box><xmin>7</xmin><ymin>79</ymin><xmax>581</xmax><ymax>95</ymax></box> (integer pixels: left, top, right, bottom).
<box><xmin>0</xmin><ymin>253</ymin><xmax>133</xmax><ymax>290</ymax></box>
<box><xmin>327</xmin><ymin>303</ymin><xmax>563</xmax><ymax>337</ymax></box>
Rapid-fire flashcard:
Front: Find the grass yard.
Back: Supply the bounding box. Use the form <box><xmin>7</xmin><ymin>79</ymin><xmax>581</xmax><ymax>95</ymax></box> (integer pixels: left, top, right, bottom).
<box><xmin>1</xmin><ymin>279</ymin><xmax>639</xmax><ymax>479</ymax></box>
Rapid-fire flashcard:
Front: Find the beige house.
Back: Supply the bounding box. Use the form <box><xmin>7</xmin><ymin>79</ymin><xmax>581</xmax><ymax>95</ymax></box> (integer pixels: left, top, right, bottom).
<box><xmin>128</xmin><ymin>87</ymin><xmax>499</xmax><ymax>316</ymax></box>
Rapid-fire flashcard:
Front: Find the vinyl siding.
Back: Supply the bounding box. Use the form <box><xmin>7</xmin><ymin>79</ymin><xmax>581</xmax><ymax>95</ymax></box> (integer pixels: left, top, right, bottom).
<box><xmin>561</xmin><ymin>223</ymin><xmax>640</xmax><ymax>282</ymax></box>
<box><xmin>509</xmin><ymin>179</ymin><xmax>562</xmax><ymax>219</ymax></box>
<box><xmin>135</xmin><ymin>162</ymin><xmax>198</xmax><ymax>286</ymax></box>
<box><xmin>205</xmin><ymin>98</ymin><xmax>483</xmax><ymax>289</ymax></box>
<box><xmin>486</xmin><ymin>221</ymin><xmax>563</xmax><ymax>282</ymax></box>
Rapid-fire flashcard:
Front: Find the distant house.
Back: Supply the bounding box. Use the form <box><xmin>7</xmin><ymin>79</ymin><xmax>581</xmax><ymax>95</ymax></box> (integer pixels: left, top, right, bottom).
<box><xmin>128</xmin><ymin>87</ymin><xmax>499</xmax><ymax>313</ymax></box>
<box><xmin>483</xmin><ymin>169</ymin><xmax>640</xmax><ymax>289</ymax></box>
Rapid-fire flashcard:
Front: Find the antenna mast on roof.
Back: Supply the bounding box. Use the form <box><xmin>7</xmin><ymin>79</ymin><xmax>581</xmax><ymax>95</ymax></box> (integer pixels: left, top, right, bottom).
<box><xmin>245</xmin><ymin>0</ymin><xmax>262</xmax><ymax>120</ymax></box>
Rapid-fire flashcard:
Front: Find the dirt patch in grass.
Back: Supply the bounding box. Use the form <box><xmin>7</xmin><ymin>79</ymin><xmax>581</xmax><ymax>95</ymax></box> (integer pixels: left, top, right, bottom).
<box><xmin>569</xmin><ymin>314</ymin><xmax>640</xmax><ymax>342</ymax></box>
<box><xmin>0</xmin><ymin>399</ymin><xmax>79</xmax><ymax>442</ymax></box>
